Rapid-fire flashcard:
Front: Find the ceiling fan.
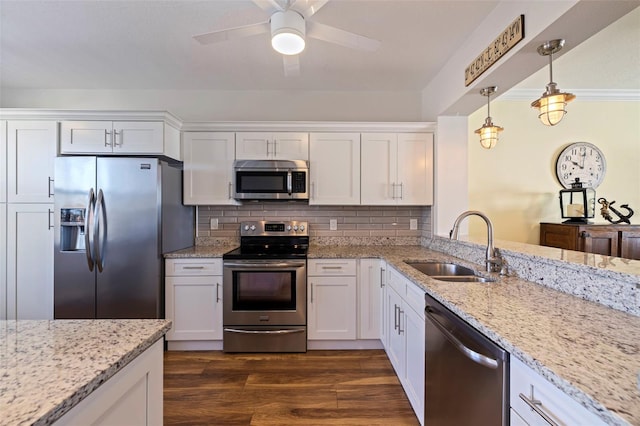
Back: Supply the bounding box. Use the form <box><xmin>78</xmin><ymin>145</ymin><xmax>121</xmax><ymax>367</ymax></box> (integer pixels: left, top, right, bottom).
<box><xmin>193</xmin><ymin>0</ymin><xmax>381</xmax><ymax>77</ymax></box>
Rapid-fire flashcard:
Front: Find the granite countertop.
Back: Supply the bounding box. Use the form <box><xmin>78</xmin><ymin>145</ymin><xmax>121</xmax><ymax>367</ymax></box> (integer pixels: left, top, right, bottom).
<box><xmin>307</xmin><ymin>245</ymin><xmax>640</xmax><ymax>426</ymax></box>
<box><xmin>0</xmin><ymin>319</ymin><xmax>172</xmax><ymax>426</ymax></box>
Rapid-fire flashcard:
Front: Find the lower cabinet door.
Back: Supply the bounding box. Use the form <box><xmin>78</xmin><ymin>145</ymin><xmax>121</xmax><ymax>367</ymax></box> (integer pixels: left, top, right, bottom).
<box><xmin>386</xmin><ymin>286</ymin><xmax>404</xmax><ymax>375</ymax></box>
<box><xmin>308</xmin><ymin>275</ymin><xmax>356</xmax><ymax>340</ymax></box>
<box><xmin>403</xmin><ymin>304</ymin><xmax>425</xmax><ymax>425</ymax></box>
<box><xmin>165</xmin><ymin>275</ymin><xmax>222</xmax><ymax>340</ymax></box>
<box><xmin>7</xmin><ymin>203</ymin><xmax>54</xmax><ymax>320</ymax></box>
<box><xmin>358</xmin><ymin>259</ymin><xmax>382</xmax><ymax>339</ymax></box>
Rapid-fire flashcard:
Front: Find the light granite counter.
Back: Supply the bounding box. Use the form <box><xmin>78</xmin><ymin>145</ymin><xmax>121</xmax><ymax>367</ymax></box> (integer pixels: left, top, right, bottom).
<box><xmin>308</xmin><ymin>244</ymin><xmax>640</xmax><ymax>426</ymax></box>
<box><xmin>0</xmin><ymin>319</ymin><xmax>171</xmax><ymax>426</ymax></box>
<box><xmin>164</xmin><ymin>244</ymin><xmax>237</xmax><ymax>258</ymax></box>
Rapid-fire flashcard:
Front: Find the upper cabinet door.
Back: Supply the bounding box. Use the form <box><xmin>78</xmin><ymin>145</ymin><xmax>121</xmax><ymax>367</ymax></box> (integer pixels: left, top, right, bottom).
<box><xmin>236</xmin><ymin>132</ymin><xmax>308</xmax><ymax>160</ymax></box>
<box><xmin>272</xmin><ymin>132</ymin><xmax>308</xmax><ymax>160</ymax></box>
<box><xmin>60</xmin><ymin>121</ymin><xmax>113</xmax><ymax>154</ymax></box>
<box><xmin>309</xmin><ymin>133</ymin><xmax>360</xmax><ymax>205</ymax></box>
<box><xmin>183</xmin><ymin>132</ymin><xmax>236</xmax><ymax>205</ymax></box>
<box><xmin>360</xmin><ymin>133</ymin><xmax>397</xmax><ymax>205</ymax></box>
<box><xmin>112</xmin><ymin>121</ymin><xmax>164</xmax><ymax>154</ymax></box>
<box><xmin>7</xmin><ymin>121</ymin><xmax>57</xmax><ymax>203</ymax></box>
<box><xmin>397</xmin><ymin>133</ymin><xmax>433</xmax><ymax>205</ymax></box>
<box><xmin>1</xmin><ymin>121</ymin><xmax>7</xmax><ymax>203</ymax></box>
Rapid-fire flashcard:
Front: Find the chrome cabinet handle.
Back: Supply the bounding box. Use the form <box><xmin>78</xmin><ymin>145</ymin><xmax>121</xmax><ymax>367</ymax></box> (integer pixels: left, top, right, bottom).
<box><xmin>48</xmin><ymin>177</ymin><xmax>54</xmax><ymax>198</ymax></box>
<box><xmin>104</xmin><ymin>130</ymin><xmax>112</xmax><ymax>147</ymax></box>
<box><xmin>321</xmin><ymin>266</ymin><xmax>343</xmax><ymax>270</ymax></box>
<box><xmin>391</xmin><ymin>182</ymin><xmax>397</xmax><ymax>199</ymax></box>
<box><xmin>113</xmin><ymin>129</ymin><xmax>121</xmax><ymax>147</ymax></box>
<box><xmin>394</xmin><ymin>304</ymin><xmax>399</xmax><ymax>331</ymax></box>
<box><xmin>183</xmin><ymin>266</ymin><xmax>205</xmax><ymax>270</ymax></box>
<box><xmin>398</xmin><ymin>308</ymin><xmax>404</xmax><ymax>334</ymax></box>
<box><xmin>266</xmin><ymin>140</ymin><xmax>272</xmax><ymax>156</ymax></box>
<box><xmin>228</xmin><ymin>182</ymin><xmax>232</xmax><ymax>199</ymax></box>
<box><xmin>425</xmin><ymin>306</ymin><xmax>499</xmax><ymax>369</ymax></box>
<box><xmin>273</xmin><ymin>139</ymin><xmax>277</xmax><ymax>156</ymax></box>
<box><xmin>398</xmin><ymin>182</ymin><xmax>404</xmax><ymax>200</ymax></box>
<box><xmin>310</xmin><ymin>282</ymin><xmax>314</xmax><ymax>303</ymax></box>
<box><xmin>216</xmin><ymin>282</ymin><xmax>220</xmax><ymax>303</ymax></box>
<box><xmin>47</xmin><ymin>209</ymin><xmax>54</xmax><ymax>230</ymax></box>
<box><xmin>380</xmin><ymin>267</ymin><xmax>385</xmax><ymax>288</ymax></box>
<box><xmin>519</xmin><ymin>391</ymin><xmax>560</xmax><ymax>426</ymax></box>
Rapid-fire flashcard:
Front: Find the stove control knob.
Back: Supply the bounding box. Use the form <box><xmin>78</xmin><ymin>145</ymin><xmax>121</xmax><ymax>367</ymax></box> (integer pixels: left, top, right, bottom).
<box><xmin>293</xmin><ymin>225</ymin><xmax>299</xmax><ymax>231</ymax></box>
<box><xmin>287</xmin><ymin>225</ymin><xmax>292</xmax><ymax>231</ymax></box>
<box><xmin>299</xmin><ymin>225</ymin><xmax>305</xmax><ymax>231</ymax></box>
<box><xmin>250</xmin><ymin>225</ymin><xmax>256</xmax><ymax>231</ymax></box>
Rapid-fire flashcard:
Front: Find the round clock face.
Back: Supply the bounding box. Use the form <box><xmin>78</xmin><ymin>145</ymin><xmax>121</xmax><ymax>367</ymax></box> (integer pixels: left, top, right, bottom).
<box><xmin>555</xmin><ymin>142</ymin><xmax>606</xmax><ymax>188</ymax></box>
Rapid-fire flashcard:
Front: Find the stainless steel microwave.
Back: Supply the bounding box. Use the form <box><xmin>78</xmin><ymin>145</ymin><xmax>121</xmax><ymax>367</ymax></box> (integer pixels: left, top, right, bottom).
<box><xmin>233</xmin><ymin>159</ymin><xmax>309</xmax><ymax>200</ymax></box>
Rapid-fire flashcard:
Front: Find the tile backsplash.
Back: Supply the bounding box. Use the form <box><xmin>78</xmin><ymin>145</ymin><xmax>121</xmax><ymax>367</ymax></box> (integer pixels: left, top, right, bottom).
<box><xmin>196</xmin><ymin>202</ymin><xmax>431</xmax><ymax>246</ymax></box>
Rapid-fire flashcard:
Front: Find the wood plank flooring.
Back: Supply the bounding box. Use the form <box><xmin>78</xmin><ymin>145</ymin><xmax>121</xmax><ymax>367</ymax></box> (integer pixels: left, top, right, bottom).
<box><xmin>164</xmin><ymin>350</ymin><xmax>420</xmax><ymax>425</ymax></box>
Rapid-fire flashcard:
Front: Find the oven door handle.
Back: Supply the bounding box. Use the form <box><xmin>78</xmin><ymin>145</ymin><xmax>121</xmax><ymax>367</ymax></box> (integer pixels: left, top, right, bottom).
<box><xmin>224</xmin><ymin>328</ymin><xmax>305</xmax><ymax>335</ymax></box>
<box><xmin>223</xmin><ymin>261</ymin><xmax>306</xmax><ymax>269</ymax></box>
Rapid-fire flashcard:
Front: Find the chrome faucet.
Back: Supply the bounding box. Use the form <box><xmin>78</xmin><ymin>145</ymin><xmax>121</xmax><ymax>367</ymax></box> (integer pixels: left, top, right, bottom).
<box><xmin>449</xmin><ymin>210</ymin><xmax>504</xmax><ymax>273</ymax></box>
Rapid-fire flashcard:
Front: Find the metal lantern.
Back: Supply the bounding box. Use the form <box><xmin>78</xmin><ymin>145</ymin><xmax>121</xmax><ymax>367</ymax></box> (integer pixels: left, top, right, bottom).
<box><xmin>559</xmin><ymin>178</ymin><xmax>596</xmax><ymax>223</ymax></box>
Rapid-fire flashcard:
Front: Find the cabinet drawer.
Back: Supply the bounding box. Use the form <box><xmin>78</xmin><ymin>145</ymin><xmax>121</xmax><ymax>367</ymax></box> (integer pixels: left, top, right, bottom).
<box><xmin>165</xmin><ymin>258</ymin><xmax>222</xmax><ymax>276</ymax></box>
<box><xmin>308</xmin><ymin>259</ymin><xmax>356</xmax><ymax>276</ymax></box>
<box><xmin>510</xmin><ymin>357</ymin><xmax>606</xmax><ymax>426</ymax></box>
<box><xmin>404</xmin><ymin>280</ymin><xmax>425</xmax><ymax>316</ymax></box>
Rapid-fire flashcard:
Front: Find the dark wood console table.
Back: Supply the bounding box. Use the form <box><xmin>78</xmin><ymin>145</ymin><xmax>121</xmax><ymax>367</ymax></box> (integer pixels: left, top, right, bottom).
<box><xmin>540</xmin><ymin>222</ymin><xmax>640</xmax><ymax>260</ymax></box>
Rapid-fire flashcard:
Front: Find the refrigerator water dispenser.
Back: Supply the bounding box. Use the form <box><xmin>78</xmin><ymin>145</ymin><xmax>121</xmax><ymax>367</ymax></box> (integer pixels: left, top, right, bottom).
<box><xmin>60</xmin><ymin>208</ymin><xmax>86</xmax><ymax>251</ymax></box>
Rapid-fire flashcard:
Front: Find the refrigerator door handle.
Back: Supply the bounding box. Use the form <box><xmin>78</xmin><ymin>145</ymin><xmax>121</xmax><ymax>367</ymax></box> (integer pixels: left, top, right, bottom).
<box><xmin>85</xmin><ymin>188</ymin><xmax>96</xmax><ymax>272</ymax></box>
<box><xmin>94</xmin><ymin>188</ymin><xmax>108</xmax><ymax>273</ymax></box>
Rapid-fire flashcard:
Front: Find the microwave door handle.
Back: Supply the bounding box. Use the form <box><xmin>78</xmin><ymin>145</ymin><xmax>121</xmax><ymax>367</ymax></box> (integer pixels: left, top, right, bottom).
<box><xmin>287</xmin><ymin>171</ymin><xmax>292</xmax><ymax>195</ymax></box>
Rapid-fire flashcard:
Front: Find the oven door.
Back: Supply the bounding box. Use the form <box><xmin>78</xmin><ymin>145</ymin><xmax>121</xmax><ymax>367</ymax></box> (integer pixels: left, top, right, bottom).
<box><xmin>223</xmin><ymin>259</ymin><xmax>306</xmax><ymax>326</ymax></box>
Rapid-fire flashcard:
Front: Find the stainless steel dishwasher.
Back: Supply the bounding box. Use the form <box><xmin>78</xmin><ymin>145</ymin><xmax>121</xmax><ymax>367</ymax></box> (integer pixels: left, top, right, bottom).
<box><xmin>424</xmin><ymin>293</ymin><xmax>509</xmax><ymax>425</ymax></box>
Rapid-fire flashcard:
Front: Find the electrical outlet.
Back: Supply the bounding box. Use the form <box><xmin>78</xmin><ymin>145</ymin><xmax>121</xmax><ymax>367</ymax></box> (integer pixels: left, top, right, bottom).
<box><xmin>330</xmin><ymin>219</ymin><xmax>338</xmax><ymax>231</ymax></box>
<box><xmin>210</xmin><ymin>218</ymin><xmax>219</xmax><ymax>230</ymax></box>
<box><xmin>410</xmin><ymin>218</ymin><xmax>418</xmax><ymax>230</ymax></box>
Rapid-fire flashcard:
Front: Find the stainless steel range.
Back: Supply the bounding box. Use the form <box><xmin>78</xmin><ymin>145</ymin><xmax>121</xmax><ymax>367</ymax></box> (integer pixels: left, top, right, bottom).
<box><xmin>223</xmin><ymin>220</ymin><xmax>308</xmax><ymax>353</ymax></box>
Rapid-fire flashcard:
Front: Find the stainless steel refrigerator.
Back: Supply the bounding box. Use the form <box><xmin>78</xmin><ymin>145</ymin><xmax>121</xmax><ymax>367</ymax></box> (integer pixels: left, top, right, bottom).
<box><xmin>54</xmin><ymin>157</ymin><xmax>194</xmax><ymax>319</ymax></box>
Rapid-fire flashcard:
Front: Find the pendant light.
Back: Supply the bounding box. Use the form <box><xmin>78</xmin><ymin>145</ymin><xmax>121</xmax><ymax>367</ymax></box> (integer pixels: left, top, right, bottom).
<box><xmin>531</xmin><ymin>39</ymin><xmax>575</xmax><ymax>126</ymax></box>
<box><xmin>475</xmin><ymin>86</ymin><xmax>503</xmax><ymax>149</ymax></box>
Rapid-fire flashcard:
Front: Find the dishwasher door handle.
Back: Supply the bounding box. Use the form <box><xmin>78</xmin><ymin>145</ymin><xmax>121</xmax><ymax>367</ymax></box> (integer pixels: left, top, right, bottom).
<box><xmin>426</xmin><ymin>307</ymin><xmax>499</xmax><ymax>369</ymax></box>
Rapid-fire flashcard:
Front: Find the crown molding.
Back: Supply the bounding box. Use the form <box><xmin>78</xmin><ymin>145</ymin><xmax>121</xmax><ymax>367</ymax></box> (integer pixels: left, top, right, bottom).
<box><xmin>180</xmin><ymin>121</ymin><xmax>437</xmax><ymax>132</ymax></box>
<box><xmin>499</xmin><ymin>89</ymin><xmax>640</xmax><ymax>102</ymax></box>
<box><xmin>0</xmin><ymin>109</ymin><xmax>183</xmax><ymax>128</ymax></box>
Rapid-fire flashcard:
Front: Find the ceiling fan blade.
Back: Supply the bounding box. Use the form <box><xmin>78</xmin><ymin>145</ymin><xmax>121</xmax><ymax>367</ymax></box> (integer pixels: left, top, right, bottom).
<box><xmin>283</xmin><ymin>55</ymin><xmax>300</xmax><ymax>77</ymax></box>
<box><xmin>193</xmin><ymin>21</ymin><xmax>270</xmax><ymax>45</ymax></box>
<box><xmin>293</xmin><ymin>0</ymin><xmax>330</xmax><ymax>18</ymax></box>
<box><xmin>252</xmin><ymin>0</ymin><xmax>284</xmax><ymax>14</ymax></box>
<box><xmin>307</xmin><ymin>21</ymin><xmax>381</xmax><ymax>52</ymax></box>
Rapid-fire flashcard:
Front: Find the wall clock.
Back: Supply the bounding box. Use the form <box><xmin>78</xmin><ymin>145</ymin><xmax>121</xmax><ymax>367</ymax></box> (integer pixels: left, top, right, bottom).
<box><xmin>555</xmin><ymin>142</ymin><xmax>606</xmax><ymax>188</ymax></box>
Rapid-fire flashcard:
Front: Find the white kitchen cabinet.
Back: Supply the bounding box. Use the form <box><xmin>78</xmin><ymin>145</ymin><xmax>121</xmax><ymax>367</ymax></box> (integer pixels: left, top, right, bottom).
<box><xmin>55</xmin><ymin>339</ymin><xmax>163</xmax><ymax>426</ymax></box>
<box><xmin>235</xmin><ymin>132</ymin><xmax>308</xmax><ymax>160</ymax></box>
<box><xmin>385</xmin><ymin>265</ymin><xmax>425</xmax><ymax>425</ymax></box>
<box><xmin>307</xmin><ymin>259</ymin><xmax>357</xmax><ymax>340</ymax></box>
<box><xmin>60</xmin><ymin>121</ymin><xmax>179</xmax><ymax>159</ymax></box>
<box><xmin>6</xmin><ymin>203</ymin><xmax>54</xmax><ymax>320</ymax></box>
<box><xmin>165</xmin><ymin>258</ymin><xmax>223</xmax><ymax>341</ymax></box>
<box><xmin>361</xmin><ymin>132</ymin><xmax>433</xmax><ymax>205</ymax></box>
<box><xmin>0</xmin><ymin>121</ymin><xmax>6</xmax><ymax>203</ymax></box>
<box><xmin>357</xmin><ymin>258</ymin><xmax>382</xmax><ymax>339</ymax></box>
<box><xmin>182</xmin><ymin>132</ymin><xmax>236</xmax><ymax>205</ymax></box>
<box><xmin>309</xmin><ymin>132</ymin><xmax>360</xmax><ymax>205</ymax></box>
<box><xmin>510</xmin><ymin>356</ymin><xmax>606</xmax><ymax>426</ymax></box>
<box><xmin>0</xmin><ymin>203</ymin><xmax>6</xmax><ymax>320</ymax></box>
<box><xmin>7</xmin><ymin>121</ymin><xmax>57</xmax><ymax>203</ymax></box>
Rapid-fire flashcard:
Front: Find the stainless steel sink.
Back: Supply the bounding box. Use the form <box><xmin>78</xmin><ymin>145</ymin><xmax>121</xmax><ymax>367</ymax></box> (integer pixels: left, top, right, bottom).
<box><xmin>406</xmin><ymin>261</ymin><xmax>495</xmax><ymax>283</ymax></box>
<box><xmin>406</xmin><ymin>262</ymin><xmax>475</xmax><ymax>276</ymax></box>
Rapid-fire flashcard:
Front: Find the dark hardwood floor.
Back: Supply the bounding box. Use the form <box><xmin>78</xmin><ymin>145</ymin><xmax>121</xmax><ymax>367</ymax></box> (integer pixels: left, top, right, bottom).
<box><xmin>164</xmin><ymin>350</ymin><xmax>420</xmax><ymax>425</ymax></box>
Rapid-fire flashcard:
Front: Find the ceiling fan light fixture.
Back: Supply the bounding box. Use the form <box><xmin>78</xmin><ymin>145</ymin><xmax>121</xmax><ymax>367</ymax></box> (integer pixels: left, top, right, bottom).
<box><xmin>271</xmin><ymin>10</ymin><xmax>306</xmax><ymax>55</ymax></box>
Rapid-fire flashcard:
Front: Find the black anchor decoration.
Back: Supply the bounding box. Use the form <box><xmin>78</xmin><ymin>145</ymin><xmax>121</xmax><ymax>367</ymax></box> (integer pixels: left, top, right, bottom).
<box><xmin>597</xmin><ymin>197</ymin><xmax>634</xmax><ymax>224</ymax></box>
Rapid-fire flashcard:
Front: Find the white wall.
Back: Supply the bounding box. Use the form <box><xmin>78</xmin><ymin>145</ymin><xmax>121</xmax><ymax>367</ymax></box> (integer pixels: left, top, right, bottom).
<box><xmin>0</xmin><ymin>89</ymin><xmax>423</xmax><ymax>122</ymax></box>
<box><xmin>467</xmin><ymin>99</ymin><xmax>640</xmax><ymax>244</ymax></box>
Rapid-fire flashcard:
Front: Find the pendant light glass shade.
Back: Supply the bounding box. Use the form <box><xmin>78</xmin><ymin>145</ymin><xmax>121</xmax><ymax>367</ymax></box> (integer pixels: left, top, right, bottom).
<box><xmin>475</xmin><ymin>86</ymin><xmax>503</xmax><ymax>149</ymax></box>
<box><xmin>271</xmin><ymin>10</ymin><xmax>306</xmax><ymax>55</ymax></box>
<box><xmin>531</xmin><ymin>39</ymin><xmax>575</xmax><ymax>126</ymax></box>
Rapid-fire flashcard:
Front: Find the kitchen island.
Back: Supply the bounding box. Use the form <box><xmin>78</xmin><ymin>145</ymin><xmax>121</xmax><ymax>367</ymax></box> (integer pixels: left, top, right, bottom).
<box><xmin>0</xmin><ymin>319</ymin><xmax>171</xmax><ymax>426</ymax></box>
